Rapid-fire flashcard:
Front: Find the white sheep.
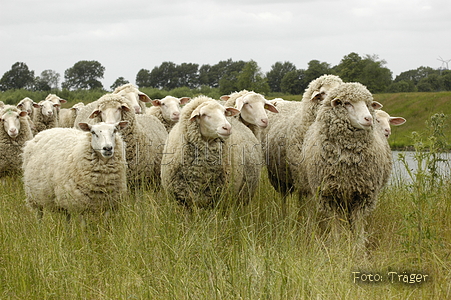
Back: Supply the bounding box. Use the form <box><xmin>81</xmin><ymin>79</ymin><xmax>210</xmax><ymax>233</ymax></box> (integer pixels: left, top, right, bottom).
<box><xmin>300</xmin><ymin>82</ymin><xmax>392</xmax><ymax>247</ymax></box>
<box><xmin>375</xmin><ymin>109</ymin><xmax>406</xmax><ymax>138</ymax></box>
<box><xmin>80</xmin><ymin>94</ymin><xmax>168</xmax><ymax>187</ymax></box>
<box><xmin>112</xmin><ymin>83</ymin><xmax>152</xmax><ymax>114</ymax></box>
<box><xmin>45</xmin><ymin>94</ymin><xmax>67</xmax><ymax>112</ymax></box>
<box><xmin>22</xmin><ymin>121</ymin><xmax>129</xmax><ymax>220</ymax></box>
<box><xmin>32</xmin><ymin>99</ymin><xmax>60</xmax><ymax>133</ymax></box>
<box><xmin>58</xmin><ymin>102</ymin><xmax>85</xmax><ymax>128</ymax></box>
<box><xmin>266</xmin><ymin>75</ymin><xmax>343</xmax><ymax>197</ymax></box>
<box><xmin>161</xmin><ymin>96</ymin><xmax>263</xmax><ymax>207</ymax></box>
<box><xmin>220</xmin><ymin>90</ymin><xmax>278</xmax><ymax>140</ymax></box>
<box><xmin>146</xmin><ymin>96</ymin><xmax>191</xmax><ymax>132</ymax></box>
<box><xmin>17</xmin><ymin>97</ymin><xmax>39</xmax><ymax>117</ymax></box>
<box><xmin>0</xmin><ymin>105</ymin><xmax>33</xmax><ymax>177</ymax></box>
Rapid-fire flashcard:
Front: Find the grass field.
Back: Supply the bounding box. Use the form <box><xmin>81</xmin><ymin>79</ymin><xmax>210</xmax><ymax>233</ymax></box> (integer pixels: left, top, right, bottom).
<box><xmin>1</xmin><ymin>162</ymin><xmax>450</xmax><ymax>299</ymax></box>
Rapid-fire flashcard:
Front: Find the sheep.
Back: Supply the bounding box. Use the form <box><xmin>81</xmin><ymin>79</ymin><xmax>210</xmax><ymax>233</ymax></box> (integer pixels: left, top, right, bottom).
<box><xmin>32</xmin><ymin>99</ymin><xmax>60</xmax><ymax>133</ymax></box>
<box><xmin>0</xmin><ymin>105</ymin><xmax>33</xmax><ymax>177</ymax></box>
<box><xmin>0</xmin><ymin>101</ymin><xmax>4</xmax><ymax>108</ymax></box>
<box><xmin>22</xmin><ymin>121</ymin><xmax>129</xmax><ymax>220</ymax></box>
<box><xmin>45</xmin><ymin>94</ymin><xmax>67</xmax><ymax>113</ymax></box>
<box><xmin>78</xmin><ymin>94</ymin><xmax>167</xmax><ymax>187</ymax></box>
<box><xmin>17</xmin><ymin>97</ymin><xmax>39</xmax><ymax>118</ymax></box>
<box><xmin>146</xmin><ymin>96</ymin><xmax>191</xmax><ymax>132</ymax></box>
<box><xmin>220</xmin><ymin>90</ymin><xmax>278</xmax><ymax>140</ymax></box>
<box><xmin>161</xmin><ymin>95</ymin><xmax>264</xmax><ymax>207</ymax></box>
<box><xmin>300</xmin><ymin>82</ymin><xmax>392</xmax><ymax>247</ymax></box>
<box><xmin>266</xmin><ymin>75</ymin><xmax>343</xmax><ymax>197</ymax></box>
<box><xmin>375</xmin><ymin>109</ymin><xmax>406</xmax><ymax>138</ymax></box>
<box><xmin>58</xmin><ymin>102</ymin><xmax>85</xmax><ymax>128</ymax></box>
<box><xmin>112</xmin><ymin>83</ymin><xmax>152</xmax><ymax>114</ymax></box>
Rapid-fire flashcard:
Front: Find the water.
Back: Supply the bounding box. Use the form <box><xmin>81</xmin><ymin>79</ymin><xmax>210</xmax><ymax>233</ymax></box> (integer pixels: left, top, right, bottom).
<box><xmin>391</xmin><ymin>151</ymin><xmax>451</xmax><ymax>184</ymax></box>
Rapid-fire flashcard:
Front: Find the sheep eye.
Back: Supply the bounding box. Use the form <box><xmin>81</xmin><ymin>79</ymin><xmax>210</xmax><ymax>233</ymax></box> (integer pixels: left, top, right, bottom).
<box><xmin>344</xmin><ymin>102</ymin><xmax>352</xmax><ymax>106</ymax></box>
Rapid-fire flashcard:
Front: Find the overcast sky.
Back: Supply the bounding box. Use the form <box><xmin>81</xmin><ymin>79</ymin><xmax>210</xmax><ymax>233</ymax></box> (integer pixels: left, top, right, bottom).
<box><xmin>1</xmin><ymin>0</ymin><xmax>450</xmax><ymax>90</ymax></box>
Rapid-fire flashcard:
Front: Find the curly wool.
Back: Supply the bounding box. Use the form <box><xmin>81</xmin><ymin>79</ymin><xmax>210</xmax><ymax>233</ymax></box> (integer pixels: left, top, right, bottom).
<box><xmin>0</xmin><ymin>106</ymin><xmax>33</xmax><ymax>176</ymax></box>
<box><xmin>146</xmin><ymin>106</ymin><xmax>174</xmax><ymax>132</ymax></box>
<box><xmin>266</xmin><ymin>75</ymin><xmax>343</xmax><ymax>197</ymax></box>
<box><xmin>301</xmin><ymin>82</ymin><xmax>392</xmax><ymax>219</ymax></box>
<box><xmin>22</xmin><ymin>127</ymin><xmax>127</xmax><ymax>214</ymax></box>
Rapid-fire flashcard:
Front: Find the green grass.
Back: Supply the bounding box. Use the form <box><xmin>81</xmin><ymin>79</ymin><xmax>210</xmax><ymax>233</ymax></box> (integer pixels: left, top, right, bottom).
<box><xmin>1</xmin><ymin>167</ymin><xmax>451</xmax><ymax>299</ymax></box>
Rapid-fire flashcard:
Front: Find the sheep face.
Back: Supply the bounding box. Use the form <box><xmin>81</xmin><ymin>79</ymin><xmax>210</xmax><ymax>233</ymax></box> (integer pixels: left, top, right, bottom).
<box><xmin>17</xmin><ymin>98</ymin><xmax>38</xmax><ymax>116</ymax></box>
<box><xmin>78</xmin><ymin>121</ymin><xmax>128</xmax><ymax>159</ymax></box>
<box><xmin>189</xmin><ymin>103</ymin><xmax>240</xmax><ymax>139</ymax></box>
<box><xmin>1</xmin><ymin>108</ymin><xmax>27</xmax><ymax>138</ymax></box>
<box><xmin>39</xmin><ymin>100</ymin><xmax>59</xmax><ymax>117</ymax></box>
<box><xmin>235</xmin><ymin>92</ymin><xmax>278</xmax><ymax>128</ymax></box>
<box><xmin>332</xmin><ymin>99</ymin><xmax>379</xmax><ymax>130</ymax></box>
<box><xmin>375</xmin><ymin>110</ymin><xmax>406</xmax><ymax>138</ymax></box>
<box><xmin>152</xmin><ymin>96</ymin><xmax>190</xmax><ymax>122</ymax></box>
<box><xmin>114</xmin><ymin>86</ymin><xmax>151</xmax><ymax>114</ymax></box>
<box><xmin>90</xmin><ymin>101</ymin><xmax>131</xmax><ymax>124</ymax></box>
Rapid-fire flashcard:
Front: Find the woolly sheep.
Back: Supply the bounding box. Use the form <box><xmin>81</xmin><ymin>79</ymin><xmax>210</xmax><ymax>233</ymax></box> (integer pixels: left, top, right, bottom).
<box><xmin>220</xmin><ymin>90</ymin><xmax>278</xmax><ymax>140</ymax></box>
<box><xmin>146</xmin><ymin>96</ymin><xmax>191</xmax><ymax>132</ymax></box>
<box><xmin>22</xmin><ymin>121</ymin><xmax>129</xmax><ymax>219</ymax></box>
<box><xmin>300</xmin><ymin>82</ymin><xmax>392</xmax><ymax>247</ymax></box>
<box><xmin>375</xmin><ymin>109</ymin><xmax>406</xmax><ymax>138</ymax></box>
<box><xmin>0</xmin><ymin>105</ymin><xmax>33</xmax><ymax>177</ymax></box>
<box><xmin>17</xmin><ymin>97</ymin><xmax>39</xmax><ymax>117</ymax></box>
<box><xmin>112</xmin><ymin>83</ymin><xmax>152</xmax><ymax>114</ymax></box>
<box><xmin>266</xmin><ymin>75</ymin><xmax>343</xmax><ymax>197</ymax></box>
<box><xmin>161</xmin><ymin>96</ymin><xmax>264</xmax><ymax>207</ymax></box>
<box><xmin>45</xmin><ymin>94</ymin><xmax>67</xmax><ymax>113</ymax></box>
<box><xmin>81</xmin><ymin>94</ymin><xmax>168</xmax><ymax>187</ymax></box>
<box><xmin>32</xmin><ymin>99</ymin><xmax>60</xmax><ymax>133</ymax></box>
<box><xmin>58</xmin><ymin>102</ymin><xmax>85</xmax><ymax>128</ymax></box>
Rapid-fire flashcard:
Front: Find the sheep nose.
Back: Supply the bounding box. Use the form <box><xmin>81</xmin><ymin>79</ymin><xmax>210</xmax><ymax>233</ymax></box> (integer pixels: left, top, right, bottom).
<box><xmin>260</xmin><ymin>118</ymin><xmax>268</xmax><ymax>127</ymax></box>
<box><xmin>364</xmin><ymin>116</ymin><xmax>372</xmax><ymax>123</ymax></box>
<box><xmin>103</xmin><ymin>146</ymin><xmax>112</xmax><ymax>151</ymax></box>
<box><xmin>134</xmin><ymin>106</ymin><xmax>141</xmax><ymax>114</ymax></box>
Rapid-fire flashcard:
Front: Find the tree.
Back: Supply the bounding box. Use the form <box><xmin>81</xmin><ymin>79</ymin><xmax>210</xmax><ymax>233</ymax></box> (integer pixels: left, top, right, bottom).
<box><xmin>110</xmin><ymin>77</ymin><xmax>129</xmax><ymax>91</ymax></box>
<box><xmin>335</xmin><ymin>53</ymin><xmax>392</xmax><ymax>93</ymax></box>
<box><xmin>136</xmin><ymin>69</ymin><xmax>152</xmax><ymax>88</ymax></box>
<box><xmin>34</xmin><ymin>69</ymin><xmax>60</xmax><ymax>91</ymax></box>
<box><xmin>280</xmin><ymin>69</ymin><xmax>306</xmax><ymax>95</ymax></box>
<box><xmin>266</xmin><ymin>61</ymin><xmax>297</xmax><ymax>93</ymax></box>
<box><xmin>0</xmin><ymin>62</ymin><xmax>35</xmax><ymax>91</ymax></box>
<box><xmin>236</xmin><ymin>60</ymin><xmax>270</xmax><ymax>94</ymax></box>
<box><xmin>62</xmin><ymin>60</ymin><xmax>105</xmax><ymax>90</ymax></box>
<box><xmin>304</xmin><ymin>60</ymin><xmax>332</xmax><ymax>85</ymax></box>
<box><xmin>178</xmin><ymin>63</ymin><xmax>199</xmax><ymax>89</ymax></box>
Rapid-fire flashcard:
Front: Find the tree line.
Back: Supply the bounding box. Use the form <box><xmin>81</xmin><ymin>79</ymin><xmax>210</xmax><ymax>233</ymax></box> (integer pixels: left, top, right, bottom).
<box><xmin>1</xmin><ymin>52</ymin><xmax>450</xmax><ymax>96</ymax></box>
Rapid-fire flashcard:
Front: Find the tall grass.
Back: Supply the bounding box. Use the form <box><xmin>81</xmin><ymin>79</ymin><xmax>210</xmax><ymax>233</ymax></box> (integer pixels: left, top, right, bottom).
<box><xmin>1</xmin><ymin>116</ymin><xmax>451</xmax><ymax>299</ymax></box>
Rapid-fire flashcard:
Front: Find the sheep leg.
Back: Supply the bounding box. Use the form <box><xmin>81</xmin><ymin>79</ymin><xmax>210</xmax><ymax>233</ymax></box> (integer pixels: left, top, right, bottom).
<box><xmin>350</xmin><ymin>209</ymin><xmax>368</xmax><ymax>253</ymax></box>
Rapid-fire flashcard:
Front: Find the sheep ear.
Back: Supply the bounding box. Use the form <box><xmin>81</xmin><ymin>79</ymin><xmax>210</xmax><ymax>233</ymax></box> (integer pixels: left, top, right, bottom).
<box><xmin>78</xmin><ymin>123</ymin><xmax>91</xmax><ymax>132</ymax></box>
<box><xmin>121</xmin><ymin>103</ymin><xmax>131</xmax><ymax>111</ymax></box>
<box><xmin>19</xmin><ymin>111</ymin><xmax>28</xmax><ymax>117</ymax></box>
<box><xmin>220</xmin><ymin>95</ymin><xmax>230</xmax><ymax>101</ymax></box>
<box><xmin>116</xmin><ymin>121</ymin><xmax>129</xmax><ymax>130</ymax></box>
<box><xmin>179</xmin><ymin>97</ymin><xmax>190</xmax><ymax>105</ymax></box>
<box><xmin>151</xmin><ymin>99</ymin><xmax>161</xmax><ymax>106</ymax></box>
<box><xmin>311</xmin><ymin>91</ymin><xmax>324</xmax><ymax>102</ymax></box>
<box><xmin>89</xmin><ymin>110</ymin><xmax>101</xmax><ymax>119</ymax></box>
<box><xmin>60</xmin><ymin>99</ymin><xmax>67</xmax><ymax>104</ymax></box>
<box><xmin>331</xmin><ymin>99</ymin><xmax>342</xmax><ymax>107</ymax></box>
<box><xmin>189</xmin><ymin>107</ymin><xmax>201</xmax><ymax>121</ymax></box>
<box><xmin>138</xmin><ymin>92</ymin><xmax>152</xmax><ymax>103</ymax></box>
<box><xmin>235</xmin><ymin>97</ymin><xmax>245</xmax><ymax>111</ymax></box>
<box><xmin>53</xmin><ymin>103</ymin><xmax>61</xmax><ymax>108</ymax></box>
<box><xmin>371</xmin><ymin>101</ymin><xmax>383</xmax><ymax>110</ymax></box>
<box><xmin>225</xmin><ymin>107</ymin><xmax>240</xmax><ymax>117</ymax></box>
<box><xmin>264</xmin><ymin>101</ymin><xmax>278</xmax><ymax>113</ymax></box>
<box><xmin>32</xmin><ymin>103</ymin><xmax>40</xmax><ymax>108</ymax></box>
<box><xmin>389</xmin><ymin>117</ymin><xmax>406</xmax><ymax>126</ymax></box>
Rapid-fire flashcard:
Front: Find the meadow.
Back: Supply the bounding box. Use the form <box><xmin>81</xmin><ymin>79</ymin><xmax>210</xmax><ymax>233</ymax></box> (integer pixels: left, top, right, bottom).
<box><xmin>1</xmin><ymin>119</ymin><xmax>451</xmax><ymax>299</ymax></box>
<box><xmin>1</xmin><ymin>90</ymin><xmax>451</xmax><ymax>299</ymax></box>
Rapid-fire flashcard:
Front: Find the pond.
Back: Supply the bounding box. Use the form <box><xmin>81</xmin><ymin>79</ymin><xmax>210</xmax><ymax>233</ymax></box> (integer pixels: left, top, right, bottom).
<box><xmin>391</xmin><ymin>151</ymin><xmax>451</xmax><ymax>184</ymax></box>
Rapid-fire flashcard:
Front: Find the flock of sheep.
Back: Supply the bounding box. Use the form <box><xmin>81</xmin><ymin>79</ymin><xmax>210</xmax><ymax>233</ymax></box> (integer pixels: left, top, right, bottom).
<box><xmin>0</xmin><ymin>76</ymin><xmax>406</xmax><ymax>246</ymax></box>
